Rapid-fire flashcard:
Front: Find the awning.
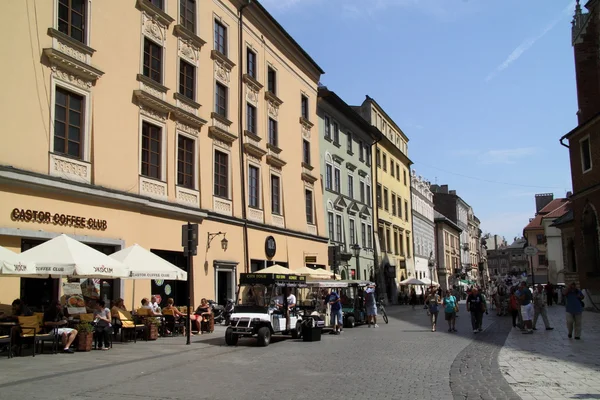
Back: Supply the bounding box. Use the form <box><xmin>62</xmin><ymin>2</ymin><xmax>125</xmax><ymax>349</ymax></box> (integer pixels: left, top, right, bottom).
<box><xmin>258</xmin><ymin>264</ymin><xmax>300</xmax><ymax>275</ymax></box>
<box><xmin>295</xmin><ymin>266</ymin><xmax>334</xmax><ymax>279</ymax></box>
<box><xmin>6</xmin><ymin>234</ymin><xmax>128</xmax><ymax>278</ymax></box>
<box><xmin>110</xmin><ymin>244</ymin><xmax>187</xmax><ymax>281</ymax></box>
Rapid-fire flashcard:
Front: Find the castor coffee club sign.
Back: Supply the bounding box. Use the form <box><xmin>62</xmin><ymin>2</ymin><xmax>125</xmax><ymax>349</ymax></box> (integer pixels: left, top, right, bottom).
<box><xmin>11</xmin><ymin>208</ymin><xmax>108</xmax><ymax>231</ymax></box>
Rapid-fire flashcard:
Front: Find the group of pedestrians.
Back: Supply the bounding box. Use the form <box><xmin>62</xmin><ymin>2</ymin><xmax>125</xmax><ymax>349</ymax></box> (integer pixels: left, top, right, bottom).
<box><xmin>425</xmin><ymin>287</ymin><xmax>459</xmax><ymax>333</ymax></box>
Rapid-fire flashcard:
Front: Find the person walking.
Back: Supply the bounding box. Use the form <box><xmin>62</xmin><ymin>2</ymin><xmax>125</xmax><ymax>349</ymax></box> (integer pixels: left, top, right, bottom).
<box><xmin>478</xmin><ymin>287</ymin><xmax>488</xmax><ymax>331</ymax></box>
<box><xmin>328</xmin><ymin>289</ymin><xmax>343</xmax><ymax>335</ymax></box>
<box><xmin>563</xmin><ymin>282</ymin><xmax>584</xmax><ymax>340</ymax></box>
<box><xmin>533</xmin><ymin>284</ymin><xmax>553</xmax><ymax>331</ymax></box>
<box><xmin>545</xmin><ymin>283</ymin><xmax>554</xmax><ymax>307</ymax></box>
<box><xmin>518</xmin><ymin>282</ymin><xmax>534</xmax><ymax>334</ymax></box>
<box><xmin>426</xmin><ymin>287</ymin><xmax>442</xmax><ymax>332</ymax></box>
<box><xmin>410</xmin><ymin>289</ymin><xmax>417</xmax><ymax>310</ymax></box>
<box><xmin>466</xmin><ymin>287</ymin><xmax>485</xmax><ymax>333</ymax></box>
<box><xmin>365</xmin><ymin>283</ymin><xmax>378</xmax><ymax>328</ymax></box>
<box><xmin>509</xmin><ymin>287</ymin><xmax>520</xmax><ymax>328</ymax></box>
<box><xmin>443</xmin><ymin>289</ymin><xmax>458</xmax><ymax>332</ymax></box>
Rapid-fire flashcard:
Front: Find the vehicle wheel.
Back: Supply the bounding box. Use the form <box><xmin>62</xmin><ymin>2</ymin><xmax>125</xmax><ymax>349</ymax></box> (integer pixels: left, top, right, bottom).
<box><xmin>291</xmin><ymin>321</ymin><xmax>302</xmax><ymax>339</ymax></box>
<box><xmin>257</xmin><ymin>327</ymin><xmax>271</xmax><ymax>347</ymax></box>
<box><xmin>225</xmin><ymin>327</ymin><xmax>238</xmax><ymax>346</ymax></box>
<box><xmin>382</xmin><ymin>310</ymin><xmax>389</xmax><ymax>324</ymax></box>
<box><xmin>345</xmin><ymin>316</ymin><xmax>355</xmax><ymax>328</ymax></box>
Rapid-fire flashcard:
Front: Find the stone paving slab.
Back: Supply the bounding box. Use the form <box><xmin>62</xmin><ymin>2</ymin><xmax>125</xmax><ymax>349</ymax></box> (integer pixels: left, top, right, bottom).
<box><xmin>498</xmin><ymin>305</ymin><xmax>600</xmax><ymax>400</ymax></box>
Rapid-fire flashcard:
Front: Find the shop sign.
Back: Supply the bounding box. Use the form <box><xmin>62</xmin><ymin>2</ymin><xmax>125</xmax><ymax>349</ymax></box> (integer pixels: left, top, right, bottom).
<box><xmin>11</xmin><ymin>208</ymin><xmax>107</xmax><ymax>231</ymax></box>
<box><xmin>63</xmin><ymin>283</ymin><xmax>86</xmax><ymax>315</ymax></box>
<box><xmin>265</xmin><ymin>236</ymin><xmax>276</xmax><ymax>258</ymax></box>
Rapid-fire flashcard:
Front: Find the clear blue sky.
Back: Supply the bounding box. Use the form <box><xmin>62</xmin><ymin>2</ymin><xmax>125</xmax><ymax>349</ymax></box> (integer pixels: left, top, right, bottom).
<box><xmin>261</xmin><ymin>0</ymin><xmax>577</xmax><ymax>242</ymax></box>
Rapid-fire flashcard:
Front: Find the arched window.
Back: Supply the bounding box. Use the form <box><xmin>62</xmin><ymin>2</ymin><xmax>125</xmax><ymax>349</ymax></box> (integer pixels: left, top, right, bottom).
<box><xmin>582</xmin><ymin>204</ymin><xmax>600</xmax><ymax>273</ymax></box>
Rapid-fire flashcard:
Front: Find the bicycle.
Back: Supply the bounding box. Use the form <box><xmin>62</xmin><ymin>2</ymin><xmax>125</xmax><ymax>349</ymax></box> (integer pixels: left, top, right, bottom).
<box><xmin>377</xmin><ymin>301</ymin><xmax>389</xmax><ymax>324</ymax></box>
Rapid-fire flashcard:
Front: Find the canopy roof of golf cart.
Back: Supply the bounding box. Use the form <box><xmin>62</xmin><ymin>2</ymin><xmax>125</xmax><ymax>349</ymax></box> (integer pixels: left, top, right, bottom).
<box><xmin>239</xmin><ymin>272</ymin><xmax>307</xmax><ymax>287</ymax></box>
<box><xmin>306</xmin><ymin>280</ymin><xmax>349</xmax><ymax>288</ymax></box>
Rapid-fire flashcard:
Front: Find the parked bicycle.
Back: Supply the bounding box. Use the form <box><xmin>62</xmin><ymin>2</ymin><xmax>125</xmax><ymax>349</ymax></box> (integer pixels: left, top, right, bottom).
<box><xmin>377</xmin><ymin>301</ymin><xmax>389</xmax><ymax>324</ymax></box>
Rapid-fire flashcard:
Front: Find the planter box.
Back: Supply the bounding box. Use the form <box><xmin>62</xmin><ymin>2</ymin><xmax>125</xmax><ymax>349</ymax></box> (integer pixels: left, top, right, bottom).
<box><xmin>302</xmin><ymin>326</ymin><xmax>322</xmax><ymax>342</ymax></box>
<box><xmin>77</xmin><ymin>332</ymin><xmax>93</xmax><ymax>351</ymax></box>
<box><xmin>146</xmin><ymin>324</ymin><xmax>158</xmax><ymax>340</ymax></box>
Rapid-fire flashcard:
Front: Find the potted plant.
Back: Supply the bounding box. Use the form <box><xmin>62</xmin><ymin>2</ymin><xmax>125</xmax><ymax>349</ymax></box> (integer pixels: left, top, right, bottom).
<box><xmin>76</xmin><ymin>322</ymin><xmax>94</xmax><ymax>352</ymax></box>
<box><xmin>146</xmin><ymin>318</ymin><xmax>160</xmax><ymax>340</ymax></box>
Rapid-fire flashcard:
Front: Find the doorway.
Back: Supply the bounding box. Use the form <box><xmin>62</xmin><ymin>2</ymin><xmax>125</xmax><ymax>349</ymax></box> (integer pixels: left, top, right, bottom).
<box><xmin>151</xmin><ymin>250</ymin><xmax>187</xmax><ymax>307</ymax></box>
<box><xmin>214</xmin><ymin>261</ymin><xmax>238</xmax><ymax>305</ymax></box>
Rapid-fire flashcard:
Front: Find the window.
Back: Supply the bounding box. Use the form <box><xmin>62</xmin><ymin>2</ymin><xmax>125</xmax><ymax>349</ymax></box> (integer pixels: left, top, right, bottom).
<box><xmin>404</xmin><ymin>169</ymin><xmax>408</xmax><ymax>186</ymax></box>
<box><xmin>406</xmin><ymin>234</ymin><xmax>411</xmax><ymax>257</ymax></box>
<box><xmin>54</xmin><ymin>88</ymin><xmax>83</xmax><ymax>159</ymax></box>
<box><xmin>538</xmin><ymin>254</ymin><xmax>547</xmax><ymax>266</ymax></box>
<box><xmin>143</xmin><ymin>38</ymin><xmax>162</xmax><ymax>83</ymax></box>
<box><xmin>536</xmin><ymin>234</ymin><xmax>545</xmax><ymax>244</ymax></box>
<box><xmin>149</xmin><ymin>0</ymin><xmax>164</xmax><ymax>9</ymax></box>
<box><xmin>324</xmin><ymin>116</ymin><xmax>331</xmax><ymax>139</ymax></box>
<box><xmin>348</xmin><ymin>175</ymin><xmax>354</xmax><ymax>199</ymax></box>
<box><xmin>394</xmin><ymin>231</ymin><xmax>399</xmax><ymax>255</ymax></box>
<box><xmin>214</xmin><ymin>20</ymin><xmax>227</xmax><ymax>55</ymax></box>
<box><xmin>271</xmin><ymin>175</ymin><xmax>280</xmax><ymax>214</ymax></box>
<box><xmin>581</xmin><ymin>137</ymin><xmax>592</xmax><ymax>172</ymax></box>
<box><xmin>399</xmin><ymin>233</ymin><xmax>404</xmax><ymax>255</ymax></box>
<box><xmin>404</xmin><ymin>201</ymin><xmax>409</xmax><ymax>221</ymax></box>
<box><xmin>179</xmin><ymin>60</ymin><xmax>195</xmax><ymax>100</ymax></box>
<box><xmin>58</xmin><ymin>0</ymin><xmax>86</xmax><ymax>43</ymax></box>
<box><xmin>336</xmin><ymin>215</ymin><xmax>343</xmax><ymax>242</ymax></box>
<box><xmin>180</xmin><ymin>0</ymin><xmax>196</xmax><ymax>32</ymax></box>
<box><xmin>267</xmin><ymin>66</ymin><xmax>277</xmax><ymax>94</ymax></box>
<box><xmin>215</xmin><ymin>82</ymin><xmax>227</xmax><ymax>118</ymax></box>
<box><xmin>301</xmin><ymin>95</ymin><xmax>309</xmax><ymax>120</ymax></box>
<box><xmin>333</xmin><ymin>122</ymin><xmax>339</xmax><ymax>144</ymax></box>
<box><xmin>362</xmin><ymin>222</ymin><xmax>367</xmax><ymax>247</ymax></box>
<box><xmin>303</xmin><ymin>139</ymin><xmax>311</xmax><ymax>165</ymax></box>
<box><xmin>247</xmin><ymin>48</ymin><xmax>256</xmax><ymax>78</ymax></box>
<box><xmin>246</xmin><ymin>103</ymin><xmax>256</xmax><ymax>134</ymax></box>
<box><xmin>367</xmin><ymin>225</ymin><xmax>372</xmax><ymax>248</ymax></box>
<box><xmin>350</xmin><ymin>219</ymin><xmax>356</xmax><ymax>245</ymax></box>
<box><xmin>268</xmin><ymin>118</ymin><xmax>278</xmax><ymax>147</ymax></box>
<box><xmin>383</xmin><ymin>188</ymin><xmax>389</xmax><ymax>211</ymax></box>
<box><xmin>366</xmin><ymin>184</ymin><xmax>371</xmax><ymax>206</ymax></box>
<box><xmin>359</xmin><ymin>140</ymin><xmax>364</xmax><ymax>161</ymax></box>
<box><xmin>365</xmin><ymin>145</ymin><xmax>371</xmax><ymax>166</ymax></box>
<box><xmin>386</xmin><ymin>227</ymin><xmax>391</xmax><ymax>253</ymax></box>
<box><xmin>396</xmin><ymin>165</ymin><xmax>400</xmax><ymax>181</ymax></box>
<box><xmin>391</xmin><ymin>193</ymin><xmax>396</xmax><ymax>216</ymax></box>
<box><xmin>347</xmin><ymin>132</ymin><xmax>353</xmax><ymax>153</ymax></box>
<box><xmin>360</xmin><ymin>181</ymin><xmax>365</xmax><ymax>203</ymax></box>
<box><xmin>325</xmin><ymin>164</ymin><xmax>333</xmax><ymax>190</ymax></box>
<box><xmin>141</xmin><ymin>121</ymin><xmax>162</xmax><ymax>180</ymax></box>
<box><xmin>378</xmin><ymin>226</ymin><xmax>385</xmax><ymax>252</ymax></box>
<box><xmin>214</xmin><ymin>150</ymin><xmax>229</xmax><ymax>198</ymax></box>
<box><xmin>328</xmin><ymin>212</ymin><xmax>335</xmax><ymax>241</ymax></box>
<box><xmin>334</xmin><ymin>168</ymin><xmax>341</xmax><ymax>192</ymax></box>
<box><xmin>248</xmin><ymin>165</ymin><xmax>260</xmax><ymax>208</ymax></box>
<box><xmin>305</xmin><ymin>189</ymin><xmax>314</xmax><ymax>224</ymax></box>
<box><xmin>382</xmin><ymin>154</ymin><xmax>387</xmax><ymax>171</ymax></box>
<box><xmin>177</xmin><ymin>135</ymin><xmax>194</xmax><ymax>188</ymax></box>
<box><xmin>376</xmin><ymin>148</ymin><xmax>381</xmax><ymax>167</ymax></box>
<box><xmin>376</xmin><ymin>184</ymin><xmax>382</xmax><ymax>208</ymax></box>
<box><xmin>390</xmin><ymin>160</ymin><xmax>395</xmax><ymax>177</ymax></box>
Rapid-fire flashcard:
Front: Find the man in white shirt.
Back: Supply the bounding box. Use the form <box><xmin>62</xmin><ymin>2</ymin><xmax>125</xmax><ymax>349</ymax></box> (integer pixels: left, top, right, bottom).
<box><xmin>273</xmin><ymin>288</ymin><xmax>296</xmax><ymax>331</ymax></box>
<box><xmin>150</xmin><ymin>296</ymin><xmax>161</xmax><ymax>313</ymax></box>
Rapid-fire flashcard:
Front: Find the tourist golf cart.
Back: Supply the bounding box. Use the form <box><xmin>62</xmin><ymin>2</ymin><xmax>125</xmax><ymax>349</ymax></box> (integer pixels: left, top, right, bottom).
<box><xmin>297</xmin><ymin>280</ymin><xmax>350</xmax><ymax>333</ymax></box>
<box><xmin>225</xmin><ymin>272</ymin><xmax>307</xmax><ymax>347</ymax></box>
<box><xmin>341</xmin><ymin>280</ymin><xmax>374</xmax><ymax>328</ymax></box>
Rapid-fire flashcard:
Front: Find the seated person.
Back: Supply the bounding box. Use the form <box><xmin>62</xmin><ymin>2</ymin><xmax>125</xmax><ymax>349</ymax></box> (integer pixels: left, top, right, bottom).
<box><xmin>93</xmin><ymin>300</ymin><xmax>112</xmax><ymax>350</ymax></box>
<box><xmin>140</xmin><ymin>298</ymin><xmax>161</xmax><ymax>316</ymax></box>
<box><xmin>194</xmin><ymin>298</ymin><xmax>212</xmax><ymax>322</ymax></box>
<box><xmin>149</xmin><ymin>296</ymin><xmax>161</xmax><ymax>314</ymax></box>
<box><xmin>164</xmin><ymin>298</ymin><xmax>197</xmax><ymax>335</ymax></box>
<box><xmin>274</xmin><ymin>288</ymin><xmax>296</xmax><ymax>331</ymax></box>
<box><xmin>111</xmin><ymin>298</ymin><xmax>127</xmax><ymax>331</ymax></box>
<box><xmin>10</xmin><ymin>299</ymin><xmax>33</xmax><ymax>320</ymax></box>
<box><xmin>43</xmin><ymin>301</ymin><xmax>77</xmax><ymax>354</ymax></box>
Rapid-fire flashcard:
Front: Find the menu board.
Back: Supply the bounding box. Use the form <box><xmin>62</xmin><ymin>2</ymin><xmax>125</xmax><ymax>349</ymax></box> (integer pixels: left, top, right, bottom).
<box><xmin>63</xmin><ymin>283</ymin><xmax>86</xmax><ymax>315</ymax></box>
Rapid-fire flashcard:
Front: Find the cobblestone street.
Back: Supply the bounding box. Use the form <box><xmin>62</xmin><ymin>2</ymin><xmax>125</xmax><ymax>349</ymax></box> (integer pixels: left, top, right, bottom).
<box><xmin>1</xmin><ymin>304</ymin><xmax>599</xmax><ymax>400</ymax></box>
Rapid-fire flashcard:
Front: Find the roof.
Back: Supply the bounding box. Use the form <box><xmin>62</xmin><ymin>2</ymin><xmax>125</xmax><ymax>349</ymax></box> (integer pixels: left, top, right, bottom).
<box><xmin>318</xmin><ymin>87</ymin><xmax>382</xmax><ymax>142</ymax></box>
<box><xmin>434</xmin><ymin>211</ymin><xmax>462</xmax><ymax>232</ymax></box>
<box><xmin>523</xmin><ymin>198</ymin><xmax>569</xmax><ymax>231</ymax></box>
<box><xmin>543</xmin><ymin>201</ymin><xmax>570</xmax><ymax>219</ymax></box>
<box><xmin>560</xmin><ymin>110</ymin><xmax>600</xmax><ymax>142</ymax></box>
<box><xmin>507</xmin><ymin>239</ymin><xmax>527</xmax><ymax>249</ymax></box>
<box><xmin>363</xmin><ymin>95</ymin><xmax>409</xmax><ymax>142</ymax></box>
<box><xmin>247</xmin><ymin>0</ymin><xmax>324</xmax><ymax>75</ymax></box>
<box><xmin>551</xmin><ymin>209</ymin><xmax>574</xmax><ymax>227</ymax></box>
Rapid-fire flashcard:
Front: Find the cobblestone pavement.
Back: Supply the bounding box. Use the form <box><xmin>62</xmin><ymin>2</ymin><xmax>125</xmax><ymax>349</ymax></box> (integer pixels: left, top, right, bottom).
<box><xmin>499</xmin><ymin>305</ymin><xmax>600</xmax><ymax>400</ymax></box>
<box><xmin>0</xmin><ymin>304</ymin><xmax>514</xmax><ymax>400</ymax></box>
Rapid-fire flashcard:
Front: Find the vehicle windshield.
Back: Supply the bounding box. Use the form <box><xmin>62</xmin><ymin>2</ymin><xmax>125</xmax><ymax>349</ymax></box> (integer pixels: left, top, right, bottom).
<box><xmin>238</xmin><ymin>284</ymin><xmax>269</xmax><ymax>306</ymax></box>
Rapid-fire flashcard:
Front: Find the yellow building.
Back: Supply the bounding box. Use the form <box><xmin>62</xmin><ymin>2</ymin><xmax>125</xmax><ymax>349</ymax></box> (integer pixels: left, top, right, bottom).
<box><xmin>0</xmin><ymin>0</ymin><xmax>327</xmax><ymax>309</ymax></box>
<box><xmin>353</xmin><ymin>96</ymin><xmax>413</xmax><ymax>303</ymax></box>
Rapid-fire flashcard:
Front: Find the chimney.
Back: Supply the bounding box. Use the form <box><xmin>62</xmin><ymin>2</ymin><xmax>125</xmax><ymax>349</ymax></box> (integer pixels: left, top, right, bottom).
<box><xmin>572</xmin><ymin>0</ymin><xmax>600</xmax><ymax>124</ymax></box>
<box><xmin>441</xmin><ymin>185</ymin><xmax>449</xmax><ymax>194</ymax></box>
<box><xmin>449</xmin><ymin>190</ymin><xmax>456</xmax><ymax>195</ymax></box>
<box><xmin>535</xmin><ymin>193</ymin><xmax>554</xmax><ymax>213</ymax></box>
<box><xmin>567</xmin><ymin>191</ymin><xmax>573</xmax><ymax>197</ymax></box>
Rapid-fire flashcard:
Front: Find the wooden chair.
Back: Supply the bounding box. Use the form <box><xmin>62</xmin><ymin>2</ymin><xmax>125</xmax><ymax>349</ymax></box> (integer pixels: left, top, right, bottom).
<box><xmin>17</xmin><ymin>316</ymin><xmax>57</xmax><ymax>357</ymax></box>
<box><xmin>117</xmin><ymin>310</ymin><xmax>146</xmax><ymax>343</ymax></box>
<box><xmin>80</xmin><ymin>313</ymin><xmax>94</xmax><ymax>322</ymax></box>
<box><xmin>162</xmin><ymin>309</ymin><xmax>185</xmax><ymax>336</ymax></box>
<box><xmin>200</xmin><ymin>314</ymin><xmax>215</xmax><ymax>334</ymax></box>
<box><xmin>0</xmin><ymin>326</ymin><xmax>12</xmax><ymax>359</ymax></box>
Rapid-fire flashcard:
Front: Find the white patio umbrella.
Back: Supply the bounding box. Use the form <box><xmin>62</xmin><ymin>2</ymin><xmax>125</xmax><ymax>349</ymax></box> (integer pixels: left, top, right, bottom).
<box><xmin>12</xmin><ymin>234</ymin><xmax>128</xmax><ymax>278</ymax></box>
<box><xmin>295</xmin><ymin>266</ymin><xmax>334</xmax><ymax>279</ymax></box>
<box><xmin>110</xmin><ymin>244</ymin><xmax>187</xmax><ymax>281</ymax></box>
<box><xmin>259</xmin><ymin>264</ymin><xmax>300</xmax><ymax>275</ymax></box>
<box><xmin>399</xmin><ymin>277</ymin><xmax>427</xmax><ymax>285</ymax></box>
<box><xmin>0</xmin><ymin>245</ymin><xmax>31</xmax><ymax>275</ymax></box>
<box><xmin>420</xmin><ymin>277</ymin><xmax>439</xmax><ymax>286</ymax></box>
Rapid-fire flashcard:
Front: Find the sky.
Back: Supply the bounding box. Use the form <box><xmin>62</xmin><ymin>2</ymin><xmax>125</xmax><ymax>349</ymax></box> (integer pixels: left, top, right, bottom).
<box><xmin>260</xmin><ymin>0</ymin><xmax>577</xmax><ymax>242</ymax></box>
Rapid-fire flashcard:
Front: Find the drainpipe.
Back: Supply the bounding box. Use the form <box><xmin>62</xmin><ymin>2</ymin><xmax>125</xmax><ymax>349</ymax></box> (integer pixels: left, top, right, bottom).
<box><xmin>238</xmin><ymin>0</ymin><xmax>252</xmax><ymax>273</ymax></box>
<box><xmin>559</xmin><ymin>135</ymin><xmax>570</xmax><ymax>149</ymax></box>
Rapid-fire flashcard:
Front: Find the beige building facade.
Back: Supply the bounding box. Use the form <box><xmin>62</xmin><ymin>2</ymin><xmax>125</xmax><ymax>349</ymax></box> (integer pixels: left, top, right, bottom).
<box><xmin>0</xmin><ymin>0</ymin><xmax>327</xmax><ymax>309</ymax></box>
<box><xmin>434</xmin><ymin>211</ymin><xmax>462</xmax><ymax>291</ymax></box>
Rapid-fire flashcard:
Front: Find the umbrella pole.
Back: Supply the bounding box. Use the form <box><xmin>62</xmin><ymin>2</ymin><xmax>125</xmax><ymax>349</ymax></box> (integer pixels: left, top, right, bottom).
<box><xmin>132</xmin><ymin>280</ymin><xmax>136</xmax><ymax>311</ymax></box>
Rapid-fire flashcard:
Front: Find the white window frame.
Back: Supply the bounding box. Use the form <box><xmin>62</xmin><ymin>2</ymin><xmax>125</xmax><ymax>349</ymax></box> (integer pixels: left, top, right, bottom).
<box><xmin>213</xmin><ymin>145</ymin><xmax>232</xmax><ymax>200</ymax></box>
<box><xmin>580</xmin><ymin>134</ymin><xmax>593</xmax><ymax>173</ymax></box>
<box><xmin>176</xmin><ymin>131</ymin><xmax>199</xmax><ymax>190</ymax></box>
<box><xmin>53</xmin><ymin>0</ymin><xmax>92</xmax><ymax>46</ymax></box>
<box><xmin>178</xmin><ymin>0</ymin><xmax>198</xmax><ymax>33</ymax></box>
<box><xmin>361</xmin><ymin>222</ymin><xmax>367</xmax><ymax>248</ymax></box>
<box><xmin>367</xmin><ymin>224</ymin><xmax>372</xmax><ymax>248</ymax></box>
<box><xmin>335</xmin><ymin>213</ymin><xmax>343</xmax><ymax>243</ymax></box>
<box><xmin>247</xmin><ymin>160</ymin><xmax>262</xmax><ymax>209</ymax></box>
<box><xmin>139</xmin><ymin>114</ymin><xmax>168</xmax><ymax>181</ymax></box>
<box><xmin>50</xmin><ymin>77</ymin><xmax>92</xmax><ymax>162</ymax></box>
<box><xmin>305</xmin><ymin>188</ymin><xmax>314</xmax><ymax>224</ymax></box>
<box><xmin>246</xmin><ymin>43</ymin><xmax>258</xmax><ymax>78</ymax></box>
<box><xmin>325</xmin><ymin>163</ymin><xmax>333</xmax><ymax>190</ymax></box>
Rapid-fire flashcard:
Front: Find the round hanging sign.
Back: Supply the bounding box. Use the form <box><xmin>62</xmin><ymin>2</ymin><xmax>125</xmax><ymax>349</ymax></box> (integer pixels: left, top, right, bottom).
<box><xmin>265</xmin><ymin>236</ymin><xmax>276</xmax><ymax>258</ymax></box>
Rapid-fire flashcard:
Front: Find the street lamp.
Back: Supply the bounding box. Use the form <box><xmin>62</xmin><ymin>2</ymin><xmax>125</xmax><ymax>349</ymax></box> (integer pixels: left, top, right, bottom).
<box><xmin>351</xmin><ymin>243</ymin><xmax>361</xmax><ymax>280</ymax></box>
<box><xmin>427</xmin><ymin>251</ymin><xmax>435</xmax><ymax>291</ymax></box>
<box><xmin>207</xmin><ymin>232</ymin><xmax>228</xmax><ymax>251</ymax></box>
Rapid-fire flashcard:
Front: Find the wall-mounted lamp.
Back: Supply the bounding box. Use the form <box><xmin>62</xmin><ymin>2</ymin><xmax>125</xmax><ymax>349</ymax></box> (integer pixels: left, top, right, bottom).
<box><xmin>207</xmin><ymin>232</ymin><xmax>228</xmax><ymax>251</ymax></box>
